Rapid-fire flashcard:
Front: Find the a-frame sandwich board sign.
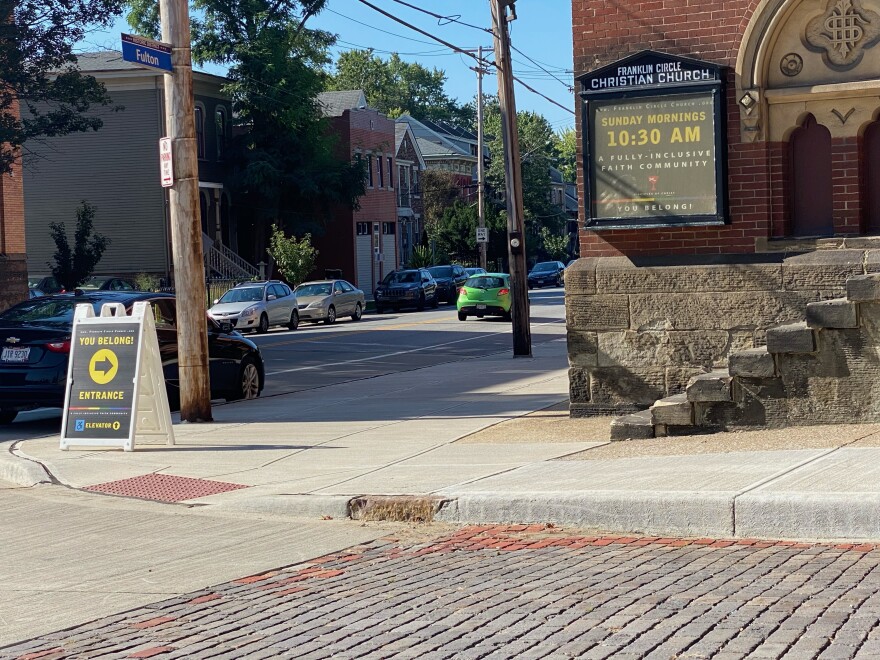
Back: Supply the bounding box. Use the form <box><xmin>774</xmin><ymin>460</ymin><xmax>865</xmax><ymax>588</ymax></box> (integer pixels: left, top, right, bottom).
<box><xmin>60</xmin><ymin>301</ymin><xmax>175</xmax><ymax>451</ymax></box>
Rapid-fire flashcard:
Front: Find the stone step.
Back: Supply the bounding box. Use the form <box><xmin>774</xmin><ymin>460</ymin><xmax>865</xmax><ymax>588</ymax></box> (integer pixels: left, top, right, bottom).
<box><xmin>806</xmin><ymin>298</ymin><xmax>858</xmax><ymax>329</ymax></box>
<box><xmin>847</xmin><ymin>273</ymin><xmax>880</xmax><ymax>303</ymax></box>
<box><xmin>609</xmin><ymin>410</ymin><xmax>654</xmax><ymax>441</ymax></box>
<box><xmin>766</xmin><ymin>322</ymin><xmax>815</xmax><ymax>354</ymax></box>
<box><xmin>729</xmin><ymin>347</ymin><xmax>776</xmax><ymax>379</ymax></box>
<box><xmin>686</xmin><ymin>371</ymin><xmax>732</xmax><ymax>403</ymax></box>
<box><xmin>649</xmin><ymin>393</ymin><xmax>694</xmax><ymax>426</ymax></box>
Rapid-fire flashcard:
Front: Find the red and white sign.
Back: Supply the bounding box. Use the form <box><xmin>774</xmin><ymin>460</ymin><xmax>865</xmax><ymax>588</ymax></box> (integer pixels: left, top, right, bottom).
<box><xmin>159</xmin><ymin>137</ymin><xmax>174</xmax><ymax>188</ymax></box>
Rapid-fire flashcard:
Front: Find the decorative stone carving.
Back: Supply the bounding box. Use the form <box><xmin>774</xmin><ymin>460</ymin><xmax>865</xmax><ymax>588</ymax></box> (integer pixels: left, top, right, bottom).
<box><xmin>806</xmin><ymin>0</ymin><xmax>880</xmax><ymax>68</ymax></box>
<box><xmin>831</xmin><ymin>107</ymin><xmax>856</xmax><ymax>123</ymax></box>
<box><xmin>780</xmin><ymin>52</ymin><xmax>803</xmax><ymax>76</ymax></box>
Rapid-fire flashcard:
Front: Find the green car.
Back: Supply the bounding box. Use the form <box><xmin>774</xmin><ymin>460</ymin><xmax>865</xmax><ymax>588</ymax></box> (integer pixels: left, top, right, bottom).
<box><xmin>456</xmin><ymin>273</ymin><xmax>512</xmax><ymax>321</ymax></box>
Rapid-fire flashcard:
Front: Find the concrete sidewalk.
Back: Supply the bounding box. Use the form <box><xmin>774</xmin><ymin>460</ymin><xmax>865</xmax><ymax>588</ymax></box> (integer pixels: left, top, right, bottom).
<box><xmin>6</xmin><ymin>336</ymin><xmax>880</xmax><ymax>541</ymax></box>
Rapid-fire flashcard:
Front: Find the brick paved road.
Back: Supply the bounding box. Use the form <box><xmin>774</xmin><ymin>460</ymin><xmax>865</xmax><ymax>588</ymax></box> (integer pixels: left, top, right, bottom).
<box><xmin>5</xmin><ymin>526</ymin><xmax>880</xmax><ymax>659</ymax></box>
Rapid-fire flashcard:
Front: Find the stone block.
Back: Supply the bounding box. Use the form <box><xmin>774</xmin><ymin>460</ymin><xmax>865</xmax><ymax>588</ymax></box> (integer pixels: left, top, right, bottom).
<box><xmin>805</xmin><ymin>298</ymin><xmax>858</xmax><ymax>329</ymax></box>
<box><xmin>686</xmin><ymin>371</ymin><xmax>732</xmax><ymax>402</ymax></box>
<box><xmin>609</xmin><ymin>410</ymin><xmax>654</xmax><ymax>441</ymax></box>
<box><xmin>597</xmin><ymin>330</ymin><xmax>734</xmax><ymax>369</ymax></box>
<box><xmin>567</xmin><ymin>330</ymin><xmax>598</xmax><ymax>367</ymax></box>
<box><xmin>782</xmin><ymin>250</ymin><xmax>864</xmax><ymax>292</ymax></box>
<box><xmin>629</xmin><ymin>290</ymin><xmax>819</xmax><ymax>332</ymax></box>
<box><xmin>766</xmin><ymin>323</ymin><xmax>815</xmax><ymax>354</ymax></box>
<box><xmin>728</xmin><ymin>348</ymin><xmax>776</xmax><ymax>378</ymax></box>
<box><xmin>563</xmin><ymin>258</ymin><xmax>599</xmax><ymax>294</ymax></box>
<box><xmin>650</xmin><ymin>394</ymin><xmax>694</xmax><ymax>426</ymax></box>
<box><xmin>595</xmin><ymin>259</ymin><xmax>783</xmax><ymax>294</ymax></box>
<box><xmin>666</xmin><ymin>366</ymin><xmax>709</xmax><ymax>395</ymax></box>
<box><xmin>570</xmin><ymin>402</ymin><xmax>641</xmax><ymax>417</ymax></box>
<box><xmin>847</xmin><ymin>274</ymin><xmax>880</xmax><ymax>302</ymax></box>
<box><xmin>568</xmin><ymin>367</ymin><xmax>590</xmax><ymax>404</ymax></box>
<box><xmin>589</xmin><ymin>367</ymin><xmax>666</xmax><ymax>406</ymax></box>
<box><xmin>865</xmin><ymin>250</ymin><xmax>880</xmax><ymax>273</ymax></box>
<box><xmin>566</xmin><ymin>295</ymin><xmax>629</xmax><ymax>331</ymax></box>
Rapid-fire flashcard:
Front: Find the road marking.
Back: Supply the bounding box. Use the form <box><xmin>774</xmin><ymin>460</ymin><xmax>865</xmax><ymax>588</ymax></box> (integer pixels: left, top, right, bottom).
<box><xmin>256</xmin><ymin>316</ymin><xmax>450</xmax><ymax>349</ymax></box>
<box><xmin>266</xmin><ymin>328</ymin><xmax>513</xmax><ymax>375</ymax></box>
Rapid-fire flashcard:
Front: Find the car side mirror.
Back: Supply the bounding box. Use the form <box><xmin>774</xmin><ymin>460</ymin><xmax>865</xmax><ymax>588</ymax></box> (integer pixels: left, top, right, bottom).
<box><xmin>267</xmin><ymin>294</ymin><xmax>277</xmax><ymax>301</ymax></box>
<box><xmin>213</xmin><ymin>299</ymin><xmax>219</xmax><ymax>305</ymax></box>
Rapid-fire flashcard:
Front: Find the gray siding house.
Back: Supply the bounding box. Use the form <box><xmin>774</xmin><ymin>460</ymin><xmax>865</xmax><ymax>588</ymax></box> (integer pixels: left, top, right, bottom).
<box><xmin>24</xmin><ymin>52</ymin><xmax>244</xmax><ymax>280</ymax></box>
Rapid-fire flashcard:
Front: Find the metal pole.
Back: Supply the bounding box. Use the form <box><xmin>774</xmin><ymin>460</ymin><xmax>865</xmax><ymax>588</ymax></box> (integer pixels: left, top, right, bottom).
<box><xmin>160</xmin><ymin>0</ymin><xmax>212</xmax><ymax>421</ymax></box>
<box><xmin>476</xmin><ymin>45</ymin><xmax>487</xmax><ymax>271</ymax></box>
<box><xmin>490</xmin><ymin>0</ymin><xmax>531</xmax><ymax>357</ymax></box>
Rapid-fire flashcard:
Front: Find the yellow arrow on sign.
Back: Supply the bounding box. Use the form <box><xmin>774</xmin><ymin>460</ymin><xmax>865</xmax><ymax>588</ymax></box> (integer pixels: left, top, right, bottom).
<box><xmin>89</xmin><ymin>348</ymin><xmax>119</xmax><ymax>385</ymax></box>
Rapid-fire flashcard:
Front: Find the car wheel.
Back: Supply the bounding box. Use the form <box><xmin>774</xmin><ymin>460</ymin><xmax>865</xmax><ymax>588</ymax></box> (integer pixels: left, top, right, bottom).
<box><xmin>325</xmin><ymin>305</ymin><xmax>336</xmax><ymax>324</ymax></box>
<box><xmin>287</xmin><ymin>310</ymin><xmax>299</xmax><ymax>331</ymax></box>
<box><xmin>557</xmin><ymin>276</ymin><xmax>563</xmax><ymax>287</ymax></box>
<box><xmin>0</xmin><ymin>410</ymin><xmax>18</xmax><ymax>424</ymax></box>
<box><xmin>228</xmin><ymin>357</ymin><xmax>261</xmax><ymax>401</ymax></box>
<box><xmin>417</xmin><ymin>292</ymin><xmax>426</xmax><ymax>311</ymax></box>
<box><xmin>431</xmin><ymin>293</ymin><xmax>439</xmax><ymax>309</ymax></box>
<box><xmin>503</xmin><ymin>309</ymin><xmax>513</xmax><ymax>322</ymax></box>
<box><xmin>528</xmin><ymin>283</ymin><xmax>533</xmax><ymax>290</ymax></box>
<box><xmin>257</xmin><ymin>313</ymin><xmax>269</xmax><ymax>334</ymax></box>
<box><xmin>375</xmin><ymin>303</ymin><xmax>384</xmax><ymax>314</ymax></box>
<box><xmin>458</xmin><ymin>311</ymin><xmax>467</xmax><ymax>322</ymax></box>
<box><xmin>352</xmin><ymin>302</ymin><xmax>363</xmax><ymax>321</ymax></box>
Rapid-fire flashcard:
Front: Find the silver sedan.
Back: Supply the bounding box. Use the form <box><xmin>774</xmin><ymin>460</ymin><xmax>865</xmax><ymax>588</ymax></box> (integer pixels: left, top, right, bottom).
<box><xmin>294</xmin><ymin>280</ymin><xmax>365</xmax><ymax>324</ymax></box>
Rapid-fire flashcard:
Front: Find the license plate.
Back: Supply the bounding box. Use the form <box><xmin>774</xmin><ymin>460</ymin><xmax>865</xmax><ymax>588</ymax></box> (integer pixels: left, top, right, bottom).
<box><xmin>1</xmin><ymin>347</ymin><xmax>30</xmax><ymax>363</ymax></box>
<box><xmin>476</xmin><ymin>304</ymin><xmax>487</xmax><ymax>310</ymax></box>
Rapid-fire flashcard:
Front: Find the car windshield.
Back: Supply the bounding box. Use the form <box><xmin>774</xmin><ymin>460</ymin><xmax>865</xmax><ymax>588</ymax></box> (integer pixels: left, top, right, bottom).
<box><xmin>427</xmin><ymin>266</ymin><xmax>453</xmax><ymax>279</ymax></box>
<box><xmin>466</xmin><ymin>276</ymin><xmax>506</xmax><ymax>289</ymax></box>
<box><xmin>78</xmin><ymin>276</ymin><xmax>111</xmax><ymax>290</ymax></box>
<box><xmin>296</xmin><ymin>283</ymin><xmax>332</xmax><ymax>297</ymax></box>
<box><xmin>27</xmin><ymin>277</ymin><xmax>41</xmax><ymax>288</ymax></box>
<box><xmin>0</xmin><ymin>298</ymin><xmax>80</xmax><ymax>324</ymax></box>
<box><xmin>532</xmin><ymin>262</ymin><xmax>556</xmax><ymax>272</ymax></box>
<box><xmin>219</xmin><ymin>287</ymin><xmax>263</xmax><ymax>303</ymax></box>
<box><xmin>384</xmin><ymin>271</ymin><xmax>419</xmax><ymax>284</ymax></box>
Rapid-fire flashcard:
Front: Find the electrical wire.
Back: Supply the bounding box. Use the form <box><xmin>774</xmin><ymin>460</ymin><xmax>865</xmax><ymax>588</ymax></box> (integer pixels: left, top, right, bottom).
<box><xmin>325</xmin><ymin>7</ymin><xmax>443</xmax><ymax>47</ymax></box>
<box><xmin>353</xmin><ymin>0</ymin><xmax>574</xmax><ymax>116</ymax></box>
<box><xmin>510</xmin><ymin>44</ymin><xmax>573</xmax><ymax>92</ymax></box>
<box><xmin>386</xmin><ymin>0</ymin><xmax>492</xmax><ymax>34</ymax></box>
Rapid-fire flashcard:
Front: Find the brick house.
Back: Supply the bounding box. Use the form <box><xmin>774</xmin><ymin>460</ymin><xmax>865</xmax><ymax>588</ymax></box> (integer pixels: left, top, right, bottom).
<box><xmin>313</xmin><ymin>91</ymin><xmax>399</xmax><ymax>295</ymax></box>
<box><xmin>0</xmin><ymin>96</ymin><xmax>26</xmax><ymax>311</ymax></box>
<box><xmin>395</xmin><ymin>115</ymin><xmax>478</xmax><ymax>198</ymax></box>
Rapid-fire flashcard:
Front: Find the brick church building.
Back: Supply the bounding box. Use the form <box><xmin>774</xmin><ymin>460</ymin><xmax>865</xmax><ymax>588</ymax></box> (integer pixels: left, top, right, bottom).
<box><xmin>567</xmin><ymin>0</ymin><xmax>880</xmax><ymax>426</ymax></box>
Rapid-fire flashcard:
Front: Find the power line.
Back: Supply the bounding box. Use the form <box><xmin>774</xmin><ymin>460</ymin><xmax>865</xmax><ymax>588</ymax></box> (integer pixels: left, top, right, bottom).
<box><xmin>353</xmin><ymin>0</ymin><xmax>574</xmax><ymax>116</ymax></box>
<box><xmin>325</xmin><ymin>7</ymin><xmax>442</xmax><ymax>46</ymax></box>
<box><xmin>386</xmin><ymin>0</ymin><xmax>492</xmax><ymax>34</ymax></box>
<box><xmin>510</xmin><ymin>44</ymin><xmax>573</xmax><ymax>92</ymax></box>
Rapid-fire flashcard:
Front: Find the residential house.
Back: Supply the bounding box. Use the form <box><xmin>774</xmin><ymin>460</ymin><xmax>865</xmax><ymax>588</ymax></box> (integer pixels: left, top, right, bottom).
<box><xmin>395</xmin><ymin>115</ymin><xmax>478</xmax><ymax>198</ymax></box>
<box><xmin>22</xmin><ymin>52</ymin><xmax>254</xmax><ymax>282</ymax></box>
<box><xmin>313</xmin><ymin>91</ymin><xmax>399</xmax><ymax>295</ymax></box>
<box><xmin>394</xmin><ymin>122</ymin><xmax>426</xmax><ymax>266</ymax></box>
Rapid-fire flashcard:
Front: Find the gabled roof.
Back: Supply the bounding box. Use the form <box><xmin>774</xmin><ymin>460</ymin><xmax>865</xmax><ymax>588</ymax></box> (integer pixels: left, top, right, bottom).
<box><xmin>398</xmin><ymin>114</ymin><xmax>476</xmax><ymax>162</ymax></box>
<box><xmin>395</xmin><ymin>122</ymin><xmax>427</xmax><ymax>170</ymax></box>
<box><xmin>419</xmin><ymin>118</ymin><xmax>478</xmax><ymax>142</ymax></box>
<box><xmin>317</xmin><ymin>90</ymin><xmax>368</xmax><ymax>117</ymax></box>
<box><xmin>416</xmin><ymin>137</ymin><xmax>462</xmax><ymax>158</ymax></box>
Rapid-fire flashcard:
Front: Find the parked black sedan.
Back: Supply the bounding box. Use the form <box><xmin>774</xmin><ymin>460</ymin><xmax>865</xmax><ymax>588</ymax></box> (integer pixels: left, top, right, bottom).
<box><xmin>527</xmin><ymin>261</ymin><xmax>566</xmax><ymax>289</ymax></box>
<box><xmin>374</xmin><ymin>269</ymin><xmax>439</xmax><ymax>313</ymax></box>
<box><xmin>0</xmin><ymin>291</ymin><xmax>265</xmax><ymax>424</ymax></box>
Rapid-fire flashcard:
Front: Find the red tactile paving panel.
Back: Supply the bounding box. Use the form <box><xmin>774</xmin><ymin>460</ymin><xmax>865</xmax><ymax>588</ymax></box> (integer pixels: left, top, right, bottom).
<box><xmin>83</xmin><ymin>473</ymin><xmax>248</xmax><ymax>502</ymax></box>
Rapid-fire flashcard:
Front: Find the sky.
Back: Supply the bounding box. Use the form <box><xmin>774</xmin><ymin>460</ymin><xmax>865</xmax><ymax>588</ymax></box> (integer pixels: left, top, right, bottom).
<box><xmin>82</xmin><ymin>0</ymin><xmax>576</xmax><ymax>133</ymax></box>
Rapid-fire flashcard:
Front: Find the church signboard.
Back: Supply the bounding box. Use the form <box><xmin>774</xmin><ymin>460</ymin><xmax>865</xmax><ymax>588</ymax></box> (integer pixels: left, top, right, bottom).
<box><xmin>578</xmin><ymin>51</ymin><xmax>728</xmax><ymax>229</ymax></box>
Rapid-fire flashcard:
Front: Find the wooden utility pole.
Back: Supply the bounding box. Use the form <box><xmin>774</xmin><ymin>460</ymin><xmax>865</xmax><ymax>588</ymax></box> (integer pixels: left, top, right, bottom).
<box><xmin>490</xmin><ymin>0</ymin><xmax>531</xmax><ymax>357</ymax></box>
<box><xmin>159</xmin><ymin>0</ymin><xmax>212</xmax><ymax>421</ymax></box>
<box><xmin>476</xmin><ymin>45</ymin><xmax>487</xmax><ymax>272</ymax></box>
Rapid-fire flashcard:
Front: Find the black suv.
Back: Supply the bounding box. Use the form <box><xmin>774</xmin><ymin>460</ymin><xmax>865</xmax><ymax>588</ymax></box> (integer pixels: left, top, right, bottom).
<box><xmin>528</xmin><ymin>261</ymin><xmax>566</xmax><ymax>289</ymax></box>
<box><xmin>427</xmin><ymin>264</ymin><xmax>469</xmax><ymax>303</ymax></box>
<box><xmin>374</xmin><ymin>269</ymin><xmax>439</xmax><ymax>313</ymax></box>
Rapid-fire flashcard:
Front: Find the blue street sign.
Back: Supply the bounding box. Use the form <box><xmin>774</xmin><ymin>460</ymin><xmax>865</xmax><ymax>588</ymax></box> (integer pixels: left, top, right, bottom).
<box><xmin>121</xmin><ymin>33</ymin><xmax>173</xmax><ymax>73</ymax></box>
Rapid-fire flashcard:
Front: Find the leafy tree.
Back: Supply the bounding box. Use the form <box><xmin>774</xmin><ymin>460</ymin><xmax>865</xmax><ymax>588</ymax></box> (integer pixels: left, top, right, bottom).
<box><xmin>421</xmin><ymin>169</ymin><xmax>461</xmax><ymax>241</ymax></box>
<box><xmin>0</xmin><ymin>0</ymin><xmax>123</xmax><ymax>175</ymax></box>
<box><xmin>540</xmin><ymin>226</ymin><xmax>569</xmax><ymax>262</ymax></box>
<box><xmin>48</xmin><ymin>201</ymin><xmax>110</xmax><ymax>290</ymax></box>
<box><xmin>267</xmin><ymin>225</ymin><xmax>317</xmax><ymax>286</ymax></box>
<box><xmin>328</xmin><ymin>49</ymin><xmax>473</xmax><ymax>125</ymax></box>
<box><xmin>552</xmin><ymin>127</ymin><xmax>577</xmax><ymax>183</ymax></box>
<box><xmin>406</xmin><ymin>245</ymin><xmax>433</xmax><ymax>269</ymax></box>
<box><xmin>433</xmin><ymin>201</ymin><xmax>478</xmax><ymax>264</ymax></box>
<box><xmin>126</xmin><ymin>0</ymin><xmax>365</xmax><ymax>261</ymax></box>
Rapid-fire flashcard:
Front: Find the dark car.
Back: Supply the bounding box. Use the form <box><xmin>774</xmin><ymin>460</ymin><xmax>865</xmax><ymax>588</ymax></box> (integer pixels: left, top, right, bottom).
<box><xmin>527</xmin><ymin>261</ymin><xmax>566</xmax><ymax>289</ymax></box>
<box><xmin>427</xmin><ymin>264</ymin><xmax>470</xmax><ymax>303</ymax></box>
<box><xmin>0</xmin><ymin>291</ymin><xmax>265</xmax><ymax>424</ymax></box>
<box><xmin>374</xmin><ymin>269</ymin><xmax>439</xmax><ymax>313</ymax></box>
<box><xmin>78</xmin><ymin>276</ymin><xmax>137</xmax><ymax>292</ymax></box>
<box><xmin>28</xmin><ymin>276</ymin><xmax>63</xmax><ymax>296</ymax></box>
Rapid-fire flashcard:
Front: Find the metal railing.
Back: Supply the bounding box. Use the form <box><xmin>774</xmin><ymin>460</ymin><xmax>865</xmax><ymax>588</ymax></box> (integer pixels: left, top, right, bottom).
<box><xmin>203</xmin><ymin>235</ymin><xmax>259</xmax><ymax>281</ymax></box>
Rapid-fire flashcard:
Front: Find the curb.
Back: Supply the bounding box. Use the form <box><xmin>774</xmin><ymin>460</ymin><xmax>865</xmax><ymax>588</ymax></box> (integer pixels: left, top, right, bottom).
<box><xmin>211</xmin><ymin>494</ymin><xmax>352</xmax><ymax>520</ymax></box>
<box><xmin>0</xmin><ymin>450</ymin><xmax>52</xmax><ymax>487</ymax></box>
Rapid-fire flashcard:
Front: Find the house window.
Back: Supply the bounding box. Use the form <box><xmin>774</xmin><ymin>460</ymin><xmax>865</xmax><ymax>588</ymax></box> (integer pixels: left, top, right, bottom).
<box><xmin>368</xmin><ymin>155</ymin><xmax>374</xmax><ymax>187</ymax></box>
<box><xmin>387</xmin><ymin>157</ymin><xmax>393</xmax><ymax>188</ymax></box>
<box><xmin>356</xmin><ymin>222</ymin><xmax>370</xmax><ymax>235</ymax></box>
<box><xmin>215</xmin><ymin>107</ymin><xmax>228</xmax><ymax>159</ymax></box>
<box><xmin>195</xmin><ymin>105</ymin><xmax>205</xmax><ymax>159</ymax></box>
<box><xmin>382</xmin><ymin>222</ymin><xmax>396</xmax><ymax>235</ymax></box>
<box><xmin>378</xmin><ymin>154</ymin><xmax>385</xmax><ymax>188</ymax></box>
